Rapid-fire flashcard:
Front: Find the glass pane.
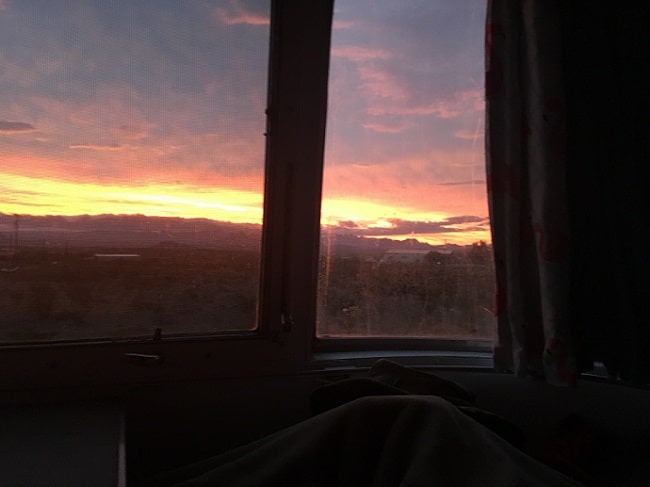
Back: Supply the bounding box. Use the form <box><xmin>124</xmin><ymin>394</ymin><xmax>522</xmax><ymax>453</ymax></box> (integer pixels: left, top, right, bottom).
<box><xmin>318</xmin><ymin>0</ymin><xmax>494</xmax><ymax>339</ymax></box>
<box><xmin>0</xmin><ymin>0</ymin><xmax>269</xmax><ymax>343</ymax></box>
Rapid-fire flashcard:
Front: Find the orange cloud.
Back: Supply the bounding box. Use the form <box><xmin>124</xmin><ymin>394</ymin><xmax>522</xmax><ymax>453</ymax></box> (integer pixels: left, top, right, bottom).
<box><xmin>322</xmin><ymin>152</ymin><xmax>489</xmax><ymax>222</ymax></box>
<box><xmin>368</xmin><ymin>230</ymin><xmax>490</xmax><ymax>246</ymax></box>
<box><xmin>320</xmin><ymin>195</ymin><xmax>490</xmax><ymax>246</ymax></box>
<box><xmin>0</xmin><ymin>142</ymin><xmax>265</xmax><ymax>194</ymax></box>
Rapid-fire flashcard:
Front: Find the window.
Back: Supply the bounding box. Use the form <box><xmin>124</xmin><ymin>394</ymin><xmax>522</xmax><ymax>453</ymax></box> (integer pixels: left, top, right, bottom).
<box><xmin>0</xmin><ymin>0</ymin><xmax>270</xmax><ymax>343</ymax></box>
<box><xmin>0</xmin><ymin>1</ymin><xmax>492</xmax><ymax>391</ymax></box>
<box><xmin>318</xmin><ymin>1</ymin><xmax>493</xmax><ymax>340</ymax></box>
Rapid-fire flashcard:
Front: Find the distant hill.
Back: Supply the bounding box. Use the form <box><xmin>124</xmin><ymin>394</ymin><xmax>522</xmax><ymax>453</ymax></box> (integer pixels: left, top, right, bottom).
<box><xmin>0</xmin><ymin>213</ymin><xmax>468</xmax><ymax>255</ymax></box>
<box><xmin>0</xmin><ymin>213</ymin><xmax>262</xmax><ymax>251</ymax></box>
<box><xmin>318</xmin><ymin>231</ymin><xmax>463</xmax><ymax>257</ymax></box>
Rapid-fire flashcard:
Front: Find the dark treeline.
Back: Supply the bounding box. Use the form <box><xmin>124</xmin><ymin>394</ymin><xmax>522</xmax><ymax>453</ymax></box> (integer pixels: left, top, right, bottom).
<box><xmin>318</xmin><ymin>241</ymin><xmax>495</xmax><ymax>339</ymax></box>
<box><xmin>1</xmin><ymin>242</ymin><xmax>494</xmax><ymax>343</ymax></box>
<box><xmin>0</xmin><ymin>247</ymin><xmax>259</xmax><ymax>342</ymax></box>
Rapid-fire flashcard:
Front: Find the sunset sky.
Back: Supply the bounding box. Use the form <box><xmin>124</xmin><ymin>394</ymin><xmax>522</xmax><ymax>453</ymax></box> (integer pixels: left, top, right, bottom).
<box><xmin>0</xmin><ymin>0</ymin><xmax>489</xmax><ymax>246</ymax></box>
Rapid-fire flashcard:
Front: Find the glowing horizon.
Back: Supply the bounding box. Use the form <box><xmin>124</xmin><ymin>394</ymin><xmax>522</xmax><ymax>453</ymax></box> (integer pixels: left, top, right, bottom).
<box><xmin>1</xmin><ymin>170</ymin><xmax>491</xmax><ymax>246</ymax></box>
<box><xmin>1</xmin><ymin>172</ymin><xmax>264</xmax><ymax>224</ymax></box>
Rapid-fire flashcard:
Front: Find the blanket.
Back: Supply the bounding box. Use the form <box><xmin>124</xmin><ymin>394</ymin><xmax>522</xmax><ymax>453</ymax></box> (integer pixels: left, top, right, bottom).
<box><xmin>310</xmin><ymin>359</ymin><xmax>525</xmax><ymax>449</ymax></box>
<box><xmin>144</xmin><ymin>395</ymin><xmax>581</xmax><ymax>486</ymax></box>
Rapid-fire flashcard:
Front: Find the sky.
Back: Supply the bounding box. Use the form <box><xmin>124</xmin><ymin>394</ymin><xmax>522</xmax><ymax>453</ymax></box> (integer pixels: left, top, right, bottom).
<box><xmin>0</xmin><ymin>0</ymin><xmax>489</xmax><ymax>246</ymax></box>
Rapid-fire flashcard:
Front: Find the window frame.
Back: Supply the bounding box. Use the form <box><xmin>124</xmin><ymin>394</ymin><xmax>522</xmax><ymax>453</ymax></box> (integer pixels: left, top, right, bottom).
<box><xmin>0</xmin><ymin>0</ymin><xmax>335</xmax><ymax>394</ymax></box>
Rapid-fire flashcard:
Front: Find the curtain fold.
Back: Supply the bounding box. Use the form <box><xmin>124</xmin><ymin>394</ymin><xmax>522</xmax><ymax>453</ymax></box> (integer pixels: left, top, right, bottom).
<box><xmin>486</xmin><ymin>0</ymin><xmax>575</xmax><ymax>385</ymax></box>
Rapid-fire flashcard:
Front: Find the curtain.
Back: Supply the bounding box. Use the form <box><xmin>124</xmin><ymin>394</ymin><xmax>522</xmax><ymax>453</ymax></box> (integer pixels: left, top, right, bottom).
<box><xmin>486</xmin><ymin>0</ymin><xmax>649</xmax><ymax>386</ymax></box>
<box><xmin>486</xmin><ymin>0</ymin><xmax>575</xmax><ymax>385</ymax></box>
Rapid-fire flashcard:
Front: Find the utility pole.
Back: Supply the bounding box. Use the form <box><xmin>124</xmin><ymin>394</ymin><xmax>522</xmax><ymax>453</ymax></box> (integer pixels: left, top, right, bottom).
<box><xmin>1</xmin><ymin>214</ymin><xmax>19</xmax><ymax>272</ymax></box>
<box><xmin>13</xmin><ymin>214</ymin><xmax>19</xmax><ymax>255</ymax></box>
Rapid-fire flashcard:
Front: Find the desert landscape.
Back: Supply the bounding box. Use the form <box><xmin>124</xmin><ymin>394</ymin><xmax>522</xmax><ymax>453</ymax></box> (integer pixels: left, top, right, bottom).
<box><xmin>1</xmin><ymin>213</ymin><xmax>494</xmax><ymax>343</ymax></box>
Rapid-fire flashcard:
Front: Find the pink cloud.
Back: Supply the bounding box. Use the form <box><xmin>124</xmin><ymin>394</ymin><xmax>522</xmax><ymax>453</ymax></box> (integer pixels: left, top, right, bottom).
<box><xmin>357</xmin><ymin>66</ymin><xmax>407</xmax><ymax>101</ymax></box>
<box><xmin>456</xmin><ymin>89</ymin><xmax>485</xmax><ymax>111</ymax></box>
<box><xmin>331</xmin><ymin>45</ymin><xmax>392</xmax><ymax>62</ymax></box>
<box><xmin>368</xmin><ymin>102</ymin><xmax>458</xmax><ymax>118</ymax></box>
<box><xmin>367</xmin><ymin>88</ymin><xmax>484</xmax><ymax>119</ymax></box>
<box><xmin>0</xmin><ymin>152</ymin><xmax>102</xmax><ymax>184</ymax></box>
<box><xmin>362</xmin><ymin>122</ymin><xmax>410</xmax><ymax>133</ymax></box>
<box><xmin>214</xmin><ymin>1</ymin><xmax>269</xmax><ymax>26</ymax></box>
<box><xmin>0</xmin><ymin>0</ymin><xmax>7</xmax><ymax>12</ymax></box>
<box><xmin>454</xmin><ymin>129</ymin><xmax>483</xmax><ymax>140</ymax></box>
<box><xmin>68</xmin><ymin>144</ymin><xmax>128</xmax><ymax>152</ymax></box>
<box><xmin>333</xmin><ymin>20</ymin><xmax>355</xmax><ymax>30</ymax></box>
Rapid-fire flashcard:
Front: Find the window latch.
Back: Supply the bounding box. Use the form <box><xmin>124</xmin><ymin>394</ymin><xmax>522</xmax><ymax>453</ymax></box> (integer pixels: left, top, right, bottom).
<box><xmin>271</xmin><ymin>312</ymin><xmax>294</xmax><ymax>345</ymax></box>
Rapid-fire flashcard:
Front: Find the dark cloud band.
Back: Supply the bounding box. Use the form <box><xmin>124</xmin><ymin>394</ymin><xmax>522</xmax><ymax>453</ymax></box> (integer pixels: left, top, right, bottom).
<box><xmin>334</xmin><ymin>216</ymin><xmax>489</xmax><ymax>237</ymax></box>
<box><xmin>0</xmin><ymin>121</ymin><xmax>35</xmax><ymax>132</ymax></box>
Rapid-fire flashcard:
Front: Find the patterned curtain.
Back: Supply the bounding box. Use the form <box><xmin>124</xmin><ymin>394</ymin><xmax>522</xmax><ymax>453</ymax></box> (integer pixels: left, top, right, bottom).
<box><xmin>485</xmin><ymin>0</ymin><xmax>575</xmax><ymax>385</ymax></box>
<box><xmin>486</xmin><ymin>1</ymin><xmax>649</xmax><ymax>386</ymax></box>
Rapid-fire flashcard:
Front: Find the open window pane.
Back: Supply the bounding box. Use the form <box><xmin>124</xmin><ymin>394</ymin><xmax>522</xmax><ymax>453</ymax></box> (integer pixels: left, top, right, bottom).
<box><xmin>0</xmin><ymin>0</ymin><xmax>270</xmax><ymax>343</ymax></box>
<box><xmin>318</xmin><ymin>0</ymin><xmax>494</xmax><ymax>339</ymax></box>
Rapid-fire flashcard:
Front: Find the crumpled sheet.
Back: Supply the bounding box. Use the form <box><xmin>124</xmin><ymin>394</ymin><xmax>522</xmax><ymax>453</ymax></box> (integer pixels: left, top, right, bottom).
<box><xmin>144</xmin><ymin>395</ymin><xmax>582</xmax><ymax>486</ymax></box>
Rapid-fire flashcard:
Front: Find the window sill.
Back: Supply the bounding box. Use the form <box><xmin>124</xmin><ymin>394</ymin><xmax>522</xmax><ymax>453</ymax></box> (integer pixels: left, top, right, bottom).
<box><xmin>310</xmin><ymin>349</ymin><xmax>494</xmax><ymax>373</ymax></box>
